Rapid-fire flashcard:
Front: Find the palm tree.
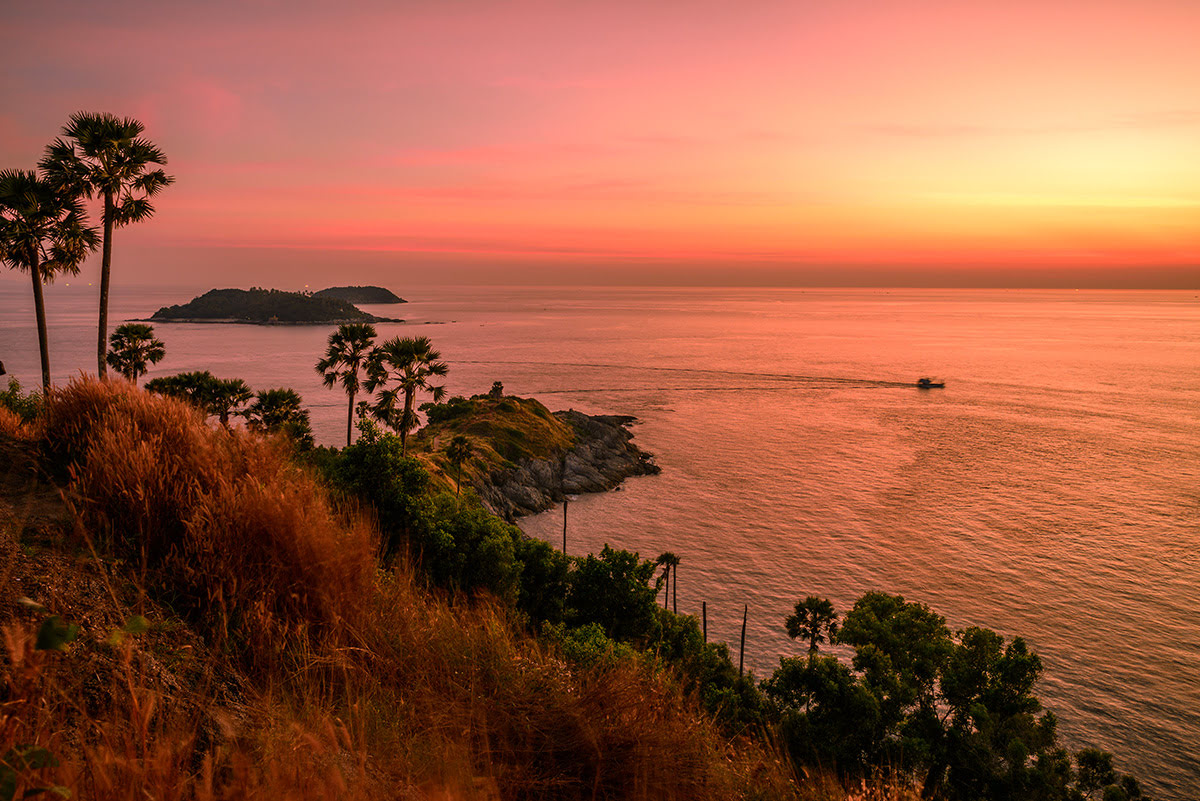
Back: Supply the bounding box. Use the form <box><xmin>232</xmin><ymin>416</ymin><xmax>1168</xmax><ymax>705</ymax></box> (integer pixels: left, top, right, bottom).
<box><xmin>785</xmin><ymin>596</ymin><xmax>839</xmax><ymax>655</ymax></box>
<box><xmin>243</xmin><ymin>388</ymin><xmax>314</xmax><ymax>449</ymax></box>
<box><xmin>40</xmin><ymin>112</ymin><xmax>173</xmax><ymax>378</ymax></box>
<box><xmin>0</xmin><ymin>169</ymin><xmax>98</xmax><ymax>390</ymax></box>
<box><xmin>315</xmin><ymin>323</ymin><xmax>376</xmax><ymax>446</ymax></box>
<box><xmin>445</xmin><ymin>434</ymin><xmax>474</xmax><ymax>503</ymax></box>
<box><xmin>146</xmin><ymin>371</ymin><xmax>251</xmax><ymax>426</ymax></box>
<box><xmin>656</xmin><ymin>552</ymin><xmax>680</xmax><ymax>612</ymax></box>
<box><xmin>364</xmin><ymin>336</ymin><xmax>448</xmax><ymax>455</ymax></box>
<box><xmin>105</xmin><ymin>323</ymin><xmax>165</xmax><ymax>384</ymax></box>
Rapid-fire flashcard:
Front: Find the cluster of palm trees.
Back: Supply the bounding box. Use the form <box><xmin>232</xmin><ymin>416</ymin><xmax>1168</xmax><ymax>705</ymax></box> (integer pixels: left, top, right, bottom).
<box><xmin>315</xmin><ymin>324</ymin><xmax>449</xmax><ymax>453</ymax></box>
<box><xmin>0</xmin><ymin>112</ymin><xmax>172</xmax><ymax>390</ymax></box>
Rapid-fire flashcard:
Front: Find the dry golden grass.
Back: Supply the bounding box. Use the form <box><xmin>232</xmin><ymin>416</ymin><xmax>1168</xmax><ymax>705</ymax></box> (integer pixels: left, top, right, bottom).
<box><xmin>41</xmin><ymin>378</ymin><xmax>375</xmax><ymax>665</ymax></box>
<box><xmin>0</xmin><ymin>378</ymin><xmax>895</xmax><ymax>800</ymax></box>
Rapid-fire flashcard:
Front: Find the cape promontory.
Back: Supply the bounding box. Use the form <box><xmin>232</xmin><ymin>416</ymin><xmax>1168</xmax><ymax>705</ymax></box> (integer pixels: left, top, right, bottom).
<box><xmin>314</xmin><ymin>285</ymin><xmax>406</xmax><ymax>304</ymax></box>
<box><xmin>412</xmin><ymin>392</ymin><xmax>660</xmax><ymax>520</ymax></box>
<box><xmin>148</xmin><ymin>288</ymin><xmax>402</xmax><ymax>324</ymax></box>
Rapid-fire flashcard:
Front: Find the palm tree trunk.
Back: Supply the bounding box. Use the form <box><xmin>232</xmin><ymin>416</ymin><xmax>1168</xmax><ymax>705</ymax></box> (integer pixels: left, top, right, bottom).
<box><xmin>672</xmin><ymin>563</ymin><xmax>677</xmax><ymax>614</ymax></box>
<box><xmin>455</xmin><ymin>463</ymin><xmax>463</xmax><ymax>500</ymax></box>
<box><xmin>400</xmin><ymin>388</ymin><xmax>415</xmax><ymax>455</ymax></box>
<box><xmin>97</xmin><ymin>190</ymin><xmax>114</xmax><ymax>378</ymax></box>
<box><xmin>346</xmin><ymin>387</ymin><xmax>355</xmax><ymax>447</ymax></box>
<box><xmin>30</xmin><ymin>260</ymin><xmax>51</xmax><ymax>391</ymax></box>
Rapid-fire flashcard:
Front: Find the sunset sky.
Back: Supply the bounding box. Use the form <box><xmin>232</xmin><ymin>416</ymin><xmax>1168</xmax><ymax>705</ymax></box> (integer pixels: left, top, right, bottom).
<box><xmin>2</xmin><ymin>0</ymin><xmax>1199</xmax><ymax>287</ymax></box>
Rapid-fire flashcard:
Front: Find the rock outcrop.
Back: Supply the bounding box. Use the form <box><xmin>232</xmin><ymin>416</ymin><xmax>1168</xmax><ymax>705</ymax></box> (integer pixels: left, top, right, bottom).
<box><xmin>474</xmin><ymin>410</ymin><xmax>660</xmax><ymax>521</ymax></box>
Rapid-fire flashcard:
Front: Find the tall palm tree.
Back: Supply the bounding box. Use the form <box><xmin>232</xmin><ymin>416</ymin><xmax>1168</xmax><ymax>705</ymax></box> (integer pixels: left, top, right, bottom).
<box><xmin>785</xmin><ymin>596</ymin><xmax>839</xmax><ymax>655</ymax></box>
<box><xmin>315</xmin><ymin>322</ymin><xmax>376</xmax><ymax>446</ymax></box>
<box><xmin>105</xmin><ymin>322</ymin><xmax>165</xmax><ymax>384</ymax></box>
<box><xmin>0</xmin><ymin>169</ymin><xmax>98</xmax><ymax>389</ymax></box>
<box><xmin>40</xmin><ymin>112</ymin><xmax>173</xmax><ymax>377</ymax></box>
<box><xmin>656</xmin><ymin>552</ymin><xmax>680</xmax><ymax>612</ymax></box>
<box><xmin>364</xmin><ymin>336</ymin><xmax>448</xmax><ymax>455</ymax></box>
<box><xmin>445</xmin><ymin>434</ymin><xmax>474</xmax><ymax>504</ymax></box>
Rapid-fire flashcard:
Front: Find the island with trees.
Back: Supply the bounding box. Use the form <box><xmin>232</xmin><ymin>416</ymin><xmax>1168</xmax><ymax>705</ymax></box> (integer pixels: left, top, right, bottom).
<box><xmin>147</xmin><ymin>287</ymin><xmax>402</xmax><ymax>324</ymax></box>
<box><xmin>313</xmin><ymin>284</ymin><xmax>406</xmax><ymax>304</ymax></box>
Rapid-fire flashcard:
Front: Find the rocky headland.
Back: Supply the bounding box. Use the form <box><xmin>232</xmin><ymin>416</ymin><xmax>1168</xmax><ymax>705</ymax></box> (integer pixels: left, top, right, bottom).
<box><xmin>412</xmin><ymin>394</ymin><xmax>660</xmax><ymax>521</ymax></box>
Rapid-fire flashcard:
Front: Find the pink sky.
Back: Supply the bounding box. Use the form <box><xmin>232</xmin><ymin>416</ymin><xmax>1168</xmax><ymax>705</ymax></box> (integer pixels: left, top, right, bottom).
<box><xmin>2</xmin><ymin>0</ymin><xmax>1199</xmax><ymax>287</ymax></box>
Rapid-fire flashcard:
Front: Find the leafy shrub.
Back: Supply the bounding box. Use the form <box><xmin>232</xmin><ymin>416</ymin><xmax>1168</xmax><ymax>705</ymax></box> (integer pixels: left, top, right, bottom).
<box><xmin>566</xmin><ymin>545</ymin><xmax>662</xmax><ymax>643</ymax></box>
<box><xmin>0</xmin><ymin>378</ymin><xmax>41</xmax><ymax>424</ymax></box>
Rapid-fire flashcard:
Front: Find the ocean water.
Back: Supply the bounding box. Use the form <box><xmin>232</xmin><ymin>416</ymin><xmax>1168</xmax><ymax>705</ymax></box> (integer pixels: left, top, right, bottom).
<box><xmin>2</xmin><ymin>281</ymin><xmax>1198</xmax><ymax>797</ymax></box>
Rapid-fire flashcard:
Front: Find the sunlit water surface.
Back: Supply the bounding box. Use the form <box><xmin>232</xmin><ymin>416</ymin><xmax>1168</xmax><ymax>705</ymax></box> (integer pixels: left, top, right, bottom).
<box><xmin>2</xmin><ymin>282</ymin><xmax>1198</xmax><ymax>797</ymax></box>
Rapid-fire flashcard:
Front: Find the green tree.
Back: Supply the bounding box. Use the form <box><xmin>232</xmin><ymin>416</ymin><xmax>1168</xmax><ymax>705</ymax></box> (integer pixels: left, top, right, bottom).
<box><xmin>761</xmin><ymin>653</ymin><xmax>882</xmax><ymax>770</ymax></box>
<box><xmin>243</xmin><ymin>388</ymin><xmax>314</xmax><ymax>449</ymax></box>
<box><xmin>40</xmin><ymin>112</ymin><xmax>173</xmax><ymax>377</ymax></box>
<box><xmin>315</xmin><ymin>322</ymin><xmax>376</xmax><ymax>446</ymax></box>
<box><xmin>567</xmin><ymin>545</ymin><xmax>662</xmax><ymax>643</ymax></box>
<box><xmin>785</xmin><ymin>596</ymin><xmax>839</xmax><ymax>655</ymax></box>
<box><xmin>330</xmin><ymin>420</ymin><xmax>434</xmax><ymax>566</ymax></box>
<box><xmin>145</xmin><ymin>371</ymin><xmax>251</xmax><ymax>426</ymax></box>
<box><xmin>364</xmin><ymin>335</ymin><xmax>448</xmax><ymax>455</ymax></box>
<box><xmin>445</xmin><ymin>434</ymin><xmax>474</xmax><ymax>502</ymax></box>
<box><xmin>105</xmin><ymin>322</ymin><xmax>165</xmax><ymax>384</ymax></box>
<box><xmin>0</xmin><ymin>169</ymin><xmax>98</xmax><ymax>389</ymax></box>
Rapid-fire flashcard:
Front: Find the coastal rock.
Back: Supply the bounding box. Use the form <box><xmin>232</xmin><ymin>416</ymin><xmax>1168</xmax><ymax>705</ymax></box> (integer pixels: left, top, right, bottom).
<box><xmin>474</xmin><ymin>410</ymin><xmax>660</xmax><ymax>521</ymax></box>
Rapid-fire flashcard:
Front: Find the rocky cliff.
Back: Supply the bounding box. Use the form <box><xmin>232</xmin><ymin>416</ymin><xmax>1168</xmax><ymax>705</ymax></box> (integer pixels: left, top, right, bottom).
<box><xmin>474</xmin><ymin>410</ymin><xmax>660</xmax><ymax>520</ymax></box>
<box><xmin>411</xmin><ymin>394</ymin><xmax>660</xmax><ymax>521</ymax></box>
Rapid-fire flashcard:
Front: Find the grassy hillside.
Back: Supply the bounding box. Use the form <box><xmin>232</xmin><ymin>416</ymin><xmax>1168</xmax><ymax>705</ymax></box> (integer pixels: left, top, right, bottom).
<box><xmin>410</xmin><ymin>393</ymin><xmax>576</xmax><ymax>486</ymax></box>
<box><xmin>0</xmin><ymin>380</ymin><xmax>813</xmax><ymax>801</ymax></box>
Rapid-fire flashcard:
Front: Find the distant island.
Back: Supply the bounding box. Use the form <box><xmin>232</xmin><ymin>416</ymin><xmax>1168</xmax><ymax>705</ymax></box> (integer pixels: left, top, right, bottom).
<box><xmin>147</xmin><ymin>288</ymin><xmax>403</xmax><ymax>324</ymax></box>
<box><xmin>313</xmin><ymin>285</ymin><xmax>406</xmax><ymax>304</ymax></box>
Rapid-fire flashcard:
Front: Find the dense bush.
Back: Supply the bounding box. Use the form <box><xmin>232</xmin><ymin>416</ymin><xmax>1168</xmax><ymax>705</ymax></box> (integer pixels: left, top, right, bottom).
<box><xmin>0</xmin><ymin>377</ymin><xmax>41</xmax><ymax>423</ymax></box>
<box><xmin>762</xmin><ymin>592</ymin><xmax>1150</xmax><ymax>801</ymax></box>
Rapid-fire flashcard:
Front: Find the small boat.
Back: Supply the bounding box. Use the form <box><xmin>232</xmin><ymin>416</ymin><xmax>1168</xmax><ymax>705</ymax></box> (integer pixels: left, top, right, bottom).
<box><xmin>916</xmin><ymin>377</ymin><xmax>945</xmax><ymax>389</ymax></box>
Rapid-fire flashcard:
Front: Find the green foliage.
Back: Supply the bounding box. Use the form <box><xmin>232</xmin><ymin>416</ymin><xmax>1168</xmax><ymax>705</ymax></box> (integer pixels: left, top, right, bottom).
<box><xmin>364</xmin><ymin>336</ymin><xmax>448</xmax><ymax>452</ymax></box>
<box><xmin>105</xmin><ymin>322</ymin><xmax>165</xmax><ymax>383</ymax></box>
<box><xmin>545</xmin><ymin>621</ymin><xmax>637</xmax><ymax>667</ymax></box>
<box><xmin>34</xmin><ymin>615</ymin><xmax>79</xmax><ymax>652</ymax></box>
<box><xmin>566</xmin><ymin>545</ymin><xmax>662</xmax><ymax>643</ymax></box>
<box><xmin>145</xmin><ymin>371</ymin><xmax>252</xmax><ymax>425</ymax></box>
<box><xmin>315</xmin><ymin>322</ymin><xmax>376</xmax><ymax>446</ymax></box>
<box><xmin>785</xmin><ymin>596</ymin><xmax>838</xmax><ymax>654</ymax></box>
<box><xmin>243</xmin><ymin>388</ymin><xmax>314</xmax><ymax>449</ymax></box>
<box><xmin>0</xmin><ymin>378</ymin><xmax>41</xmax><ymax>423</ymax></box>
<box><xmin>513</xmin><ymin>536</ymin><xmax>570</xmax><ymax>626</ymax></box>
<box><xmin>0</xmin><ymin>745</ymin><xmax>69</xmax><ymax>801</ymax></box>
<box><xmin>425</xmin><ymin>494</ymin><xmax>523</xmax><ymax>603</ymax></box>
<box><xmin>762</xmin><ymin>654</ymin><xmax>882</xmax><ymax>770</ymax></box>
<box><xmin>421</xmin><ymin>395</ymin><xmax>477</xmax><ymax>425</ymax></box>
<box><xmin>151</xmin><ymin>288</ymin><xmax>372</xmax><ymax>323</ymax></box>
<box><xmin>764</xmin><ymin>593</ymin><xmax>1148</xmax><ymax>800</ymax></box>
<box><xmin>329</xmin><ymin>422</ymin><xmax>433</xmax><ymax>566</ymax></box>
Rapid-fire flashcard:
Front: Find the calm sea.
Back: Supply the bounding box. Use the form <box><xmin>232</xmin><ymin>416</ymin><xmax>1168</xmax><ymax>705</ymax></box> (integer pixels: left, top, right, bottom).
<box><xmin>2</xmin><ymin>281</ymin><xmax>1198</xmax><ymax>797</ymax></box>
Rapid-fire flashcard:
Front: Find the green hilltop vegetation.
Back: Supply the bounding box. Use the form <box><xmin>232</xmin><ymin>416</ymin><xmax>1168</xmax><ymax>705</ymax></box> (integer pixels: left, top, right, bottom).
<box><xmin>412</xmin><ymin>392</ymin><xmax>575</xmax><ymax>477</ymax></box>
<box><xmin>313</xmin><ymin>285</ymin><xmax>407</xmax><ymax>304</ymax></box>
<box><xmin>149</xmin><ymin>287</ymin><xmax>401</xmax><ymax>324</ymax></box>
